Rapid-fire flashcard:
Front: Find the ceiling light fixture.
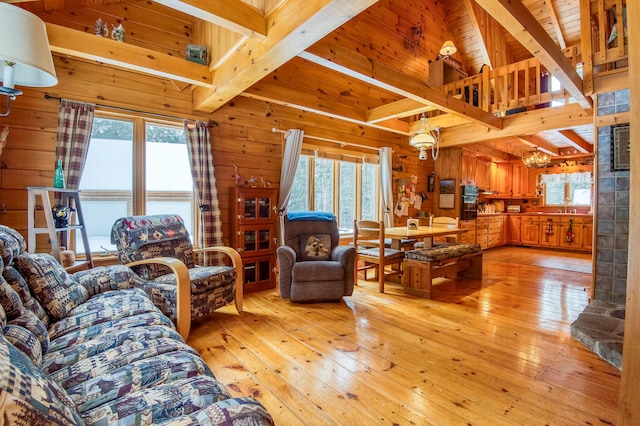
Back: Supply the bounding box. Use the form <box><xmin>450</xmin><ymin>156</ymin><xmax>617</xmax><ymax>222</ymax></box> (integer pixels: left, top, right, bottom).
<box><xmin>522</xmin><ymin>148</ymin><xmax>550</xmax><ymax>168</ymax></box>
<box><xmin>0</xmin><ymin>3</ymin><xmax>58</xmax><ymax>117</ymax></box>
<box><xmin>409</xmin><ymin>113</ymin><xmax>440</xmax><ymax>160</ymax></box>
<box><xmin>439</xmin><ymin>40</ymin><xmax>457</xmax><ymax>57</ymax></box>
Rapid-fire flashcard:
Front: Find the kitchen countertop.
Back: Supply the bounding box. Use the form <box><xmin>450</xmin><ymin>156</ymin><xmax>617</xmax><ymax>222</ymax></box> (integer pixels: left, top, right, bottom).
<box><xmin>476</xmin><ymin>212</ymin><xmax>593</xmax><ymax>217</ymax></box>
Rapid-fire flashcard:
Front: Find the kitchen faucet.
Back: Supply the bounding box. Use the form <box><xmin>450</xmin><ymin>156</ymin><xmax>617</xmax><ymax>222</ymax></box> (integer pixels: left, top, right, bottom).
<box><xmin>563</xmin><ymin>197</ymin><xmax>571</xmax><ymax>214</ymax></box>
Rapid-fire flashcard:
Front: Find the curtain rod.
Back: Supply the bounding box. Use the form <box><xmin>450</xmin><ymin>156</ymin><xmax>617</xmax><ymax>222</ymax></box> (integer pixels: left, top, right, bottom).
<box><xmin>43</xmin><ymin>94</ymin><xmax>217</xmax><ymax>126</ymax></box>
<box><xmin>272</xmin><ymin>127</ymin><xmax>379</xmax><ymax>153</ymax></box>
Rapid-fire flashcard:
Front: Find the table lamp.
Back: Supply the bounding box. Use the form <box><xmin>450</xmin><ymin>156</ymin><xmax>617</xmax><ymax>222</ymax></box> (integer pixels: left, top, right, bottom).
<box><xmin>0</xmin><ymin>3</ymin><xmax>58</xmax><ymax>116</ymax></box>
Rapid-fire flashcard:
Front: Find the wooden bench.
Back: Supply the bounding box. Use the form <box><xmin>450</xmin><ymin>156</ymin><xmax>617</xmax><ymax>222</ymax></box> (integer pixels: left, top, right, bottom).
<box><xmin>401</xmin><ymin>243</ymin><xmax>483</xmax><ymax>299</ymax></box>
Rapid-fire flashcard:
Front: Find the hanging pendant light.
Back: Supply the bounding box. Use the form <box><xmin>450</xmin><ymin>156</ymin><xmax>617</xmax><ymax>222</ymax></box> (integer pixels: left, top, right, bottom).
<box><xmin>409</xmin><ymin>113</ymin><xmax>440</xmax><ymax>160</ymax></box>
<box><xmin>522</xmin><ymin>147</ymin><xmax>550</xmax><ymax>168</ymax></box>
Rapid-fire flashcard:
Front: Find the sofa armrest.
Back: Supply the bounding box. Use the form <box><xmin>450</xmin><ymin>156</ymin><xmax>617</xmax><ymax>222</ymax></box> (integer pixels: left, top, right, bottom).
<box><xmin>276</xmin><ymin>246</ymin><xmax>296</xmax><ymax>299</ymax></box>
<box><xmin>72</xmin><ymin>264</ymin><xmax>137</xmax><ymax>296</ymax></box>
<box><xmin>127</xmin><ymin>257</ymin><xmax>190</xmax><ymax>340</ymax></box>
<box><xmin>194</xmin><ymin>246</ymin><xmax>243</xmax><ymax>313</ymax></box>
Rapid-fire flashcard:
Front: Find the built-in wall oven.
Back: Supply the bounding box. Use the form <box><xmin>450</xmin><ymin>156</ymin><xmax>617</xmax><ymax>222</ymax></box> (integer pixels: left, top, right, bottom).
<box><xmin>461</xmin><ymin>185</ymin><xmax>479</xmax><ymax>220</ymax></box>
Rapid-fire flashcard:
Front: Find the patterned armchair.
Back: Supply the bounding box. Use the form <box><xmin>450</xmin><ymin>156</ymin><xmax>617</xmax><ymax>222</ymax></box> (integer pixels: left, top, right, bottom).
<box><xmin>111</xmin><ymin>214</ymin><xmax>243</xmax><ymax>334</ymax></box>
<box><xmin>277</xmin><ymin>212</ymin><xmax>355</xmax><ymax>302</ymax></box>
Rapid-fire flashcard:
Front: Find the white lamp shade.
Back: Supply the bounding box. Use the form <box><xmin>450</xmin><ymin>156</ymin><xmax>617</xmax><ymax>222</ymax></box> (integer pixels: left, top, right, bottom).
<box><xmin>0</xmin><ymin>3</ymin><xmax>57</xmax><ymax>88</ymax></box>
<box><xmin>410</xmin><ymin>132</ymin><xmax>435</xmax><ymax>146</ymax></box>
<box><xmin>439</xmin><ymin>40</ymin><xmax>457</xmax><ymax>56</ymax></box>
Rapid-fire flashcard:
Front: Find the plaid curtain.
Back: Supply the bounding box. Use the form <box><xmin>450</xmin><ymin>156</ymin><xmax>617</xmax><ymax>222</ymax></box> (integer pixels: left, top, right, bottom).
<box><xmin>184</xmin><ymin>120</ymin><xmax>223</xmax><ymax>265</ymax></box>
<box><xmin>54</xmin><ymin>99</ymin><xmax>95</xmax><ymax>205</ymax></box>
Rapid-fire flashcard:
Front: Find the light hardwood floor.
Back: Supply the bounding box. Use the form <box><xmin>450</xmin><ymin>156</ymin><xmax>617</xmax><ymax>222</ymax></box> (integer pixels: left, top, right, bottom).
<box><xmin>188</xmin><ymin>247</ymin><xmax>619</xmax><ymax>425</ymax></box>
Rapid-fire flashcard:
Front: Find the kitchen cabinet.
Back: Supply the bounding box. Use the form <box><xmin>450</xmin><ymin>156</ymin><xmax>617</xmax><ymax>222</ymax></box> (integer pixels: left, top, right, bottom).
<box><xmin>458</xmin><ymin>219</ymin><xmax>477</xmax><ymax>244</ymax></box>
<box><xmin>506</xmin><ymin>216</ymin><xmax>522</xmax><ymax>244</ymax></box>
<box><xmin>538</xmin><ymin>216</ymin><xmax>561</xmax><ymax>247</ymax></box>
<box><xmin>511</xmin><ymin>163</ymin><xmax>532</xmax><ymax>198</ymax></box>
<box><xmin>582</xmin><ymin>218</ymin><xmax>594</xmax><ymax>250</ymax></box>
<box><xmin>521</xmin><ymin>216</ymin><xmax>540</xmax><ymax>245</ymax></box>
<box><xmin>487</xmin><ymin>216</ymin><xmax>504</xmax><ymax>248</ymax></box>
<box><xmin>476</xmin><ymin>216</ymin><xmax>489</xmax><ymax>249</ymax></box>
<box><xmin>491</xmin><ymin>162</ymin><xmax>512</xmax><ymax>197</ymax></box>
<box><xmin>461</xmin><ymin>151</ymin><xmax>477</xmax><ymax>186</ymax></box>
<box><xmin>559</xmin><ymin>216</ymin><xmax>583</xmax><ymax>250</ymax></box>
<box><xmin>232</xmin><ymin>187</ymin><xmax>278</xmax><ymax>293</ymax></box>
<box><xmin>475</xmin><ymin>159</ymin><xmax>491</xmax><ymax>190</ymax></box>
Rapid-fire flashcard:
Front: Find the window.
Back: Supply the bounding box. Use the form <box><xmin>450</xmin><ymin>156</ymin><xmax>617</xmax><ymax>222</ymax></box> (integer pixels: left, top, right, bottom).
<box><xmin>541</xmin><ymin>172</ymin><xmax>592</xmax><ymax>207</ymax></box>
<box><xmin>76</xmin><ymin>115</ymin><xmax>194</xmax><ymax>254</ymax></box>
<box><xmin>289</xmin><ymin>153</ymin><xmax>380</xmax><ymax>233</ymax></box>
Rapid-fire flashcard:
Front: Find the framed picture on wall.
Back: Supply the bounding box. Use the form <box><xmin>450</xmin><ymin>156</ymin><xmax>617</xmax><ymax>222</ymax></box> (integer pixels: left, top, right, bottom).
<box><xmin>439</xmin><ymin>179</ymin><xmax>455</xmax><ymax>209</ymax></box>
<box><xmin>611</xmin><ymin>124</ymin><xmax>630</xmax><ymax>172</ymax></box>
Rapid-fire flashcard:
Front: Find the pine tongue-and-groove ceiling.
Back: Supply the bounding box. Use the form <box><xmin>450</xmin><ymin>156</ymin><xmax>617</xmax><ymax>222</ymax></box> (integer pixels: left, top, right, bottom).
<box><xmin>11</xmin><ymin>0</ymin><xmax>595</xmax><ymax>160</ymax></box>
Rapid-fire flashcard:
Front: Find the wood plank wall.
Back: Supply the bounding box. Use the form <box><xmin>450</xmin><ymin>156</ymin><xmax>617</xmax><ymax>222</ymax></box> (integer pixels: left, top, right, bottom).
<box><xmin>0</xmin><ymin>57</ymin><xmax>431</xmax><ymax>250</ymax></box>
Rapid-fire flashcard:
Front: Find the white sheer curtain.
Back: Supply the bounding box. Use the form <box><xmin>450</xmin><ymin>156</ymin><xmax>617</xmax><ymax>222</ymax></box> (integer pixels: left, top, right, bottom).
<box><xmin>380</xmin><ymin>147</ymin><xmax>394</xmax><ymax>228</ymax></box>
<box><xmin>540</xmin><ymin>171</ymin><xmax>592</xmax><ymax>184</ymax></box>
<box><xmin>277</xmin><ymin>129</ymin><xmax>304</xmax><ymax>244</ymax></box>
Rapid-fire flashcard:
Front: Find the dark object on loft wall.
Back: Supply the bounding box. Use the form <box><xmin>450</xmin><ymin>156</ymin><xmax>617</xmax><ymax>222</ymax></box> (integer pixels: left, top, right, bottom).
<box><xmin>611</xmin><ymin>123</ymin><xmax>630</xmax><ymax>171</ymax></box>
<box><xmin>403</xmin><ymin>24</ymin><xmax>426</xmax><ymax>56</ymax></box>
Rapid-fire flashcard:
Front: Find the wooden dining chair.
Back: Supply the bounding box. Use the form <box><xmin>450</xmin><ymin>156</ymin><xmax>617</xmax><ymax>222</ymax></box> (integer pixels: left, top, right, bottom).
<box><xmin>432</xmin><ymin>216</ymin><xmax>460</xmax><ymax>245</ymax></box>
<box><xmin>353</xmin><ymin>220</ymin><xmax>405</xmax><ymax>293</ymax></box>
<box><xmin>413</xmin><ymin>216</ymin><xmax>460</xmax><ymax>249</ymax></box>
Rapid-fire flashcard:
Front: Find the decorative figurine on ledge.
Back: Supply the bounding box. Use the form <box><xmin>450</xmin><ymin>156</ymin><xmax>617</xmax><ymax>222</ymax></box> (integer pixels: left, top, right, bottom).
<box><xmin>95</xmin><ymin>19</ymin><xmax>108</xmax><ymax>37</ymax></box>
<box><xmin>186</xmin><ymin>44</ymin><xmax>208</xmax><ymax>65</ymax></box>
<box><xmin>233</xmin><ymin>164</ymin><xmax>245</xmax><ymax>186</ymax></box>
<box><xmin>111</xmin><ymin>23</ymin><xmax>125</xmax><ymax>42</ymax></box>
<box><xmin>52</xmin><ymin>205</ymin><xmax>74</xmax><ymax>229</ymax></box>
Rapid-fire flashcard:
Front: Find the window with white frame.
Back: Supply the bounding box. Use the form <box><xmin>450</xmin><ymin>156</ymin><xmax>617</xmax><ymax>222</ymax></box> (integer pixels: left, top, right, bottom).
<box><xmin>540</xmin><ymin>171</ymin><xmax>592</xmax><ymax>206</ymax></box>
<box><xmin>289</xmin><ymin>152</ymin><xmax>380</xmax><ymax>233</ymax></box>
<box><xmin>76</xmin><ymin>115</ymin><xmax>195</xmax><ymax>254</ymax></box>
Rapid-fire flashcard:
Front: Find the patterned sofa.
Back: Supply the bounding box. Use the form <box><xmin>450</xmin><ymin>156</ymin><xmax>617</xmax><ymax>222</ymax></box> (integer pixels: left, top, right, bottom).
<box><xmin>0</xmin><ymin>225</ymin><xmax>273</xmax><ymax>425</ymax></box>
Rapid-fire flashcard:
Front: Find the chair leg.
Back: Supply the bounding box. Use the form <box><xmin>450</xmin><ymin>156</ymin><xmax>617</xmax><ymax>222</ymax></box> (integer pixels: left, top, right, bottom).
<box><xmin>378</xmin><ymin>262</ymin><xmax>385</xmax><ymax>293</ymax></box>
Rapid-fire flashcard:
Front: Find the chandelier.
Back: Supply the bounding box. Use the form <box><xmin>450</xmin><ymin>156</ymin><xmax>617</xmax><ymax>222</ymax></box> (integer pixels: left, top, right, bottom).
<box><xmin>409</xmin><ymin>113</ymin><xmax>440</xmax><ymax>160</ymax></box>
<box><xmin>522</xmin><ymin>148</ymin><xmax>550</xmax><ymax>168</ymax></box>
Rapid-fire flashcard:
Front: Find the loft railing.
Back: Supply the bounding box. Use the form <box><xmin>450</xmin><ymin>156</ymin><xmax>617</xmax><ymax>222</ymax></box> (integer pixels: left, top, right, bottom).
<box><xmin>580</xmin><ymin>0</ymin><xmax>628</xmax><ymax>94</ymax></box>
<box><xmin>440</xmin><ymin>54</ymin><xmax>577</xmax><ymax>115</ymax></box>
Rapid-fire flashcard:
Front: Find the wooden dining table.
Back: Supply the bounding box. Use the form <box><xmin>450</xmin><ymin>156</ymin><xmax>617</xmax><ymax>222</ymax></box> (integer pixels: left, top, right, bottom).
<box><xmin>384</xmin><ymin>225</ymin><xmax>467</xmax><ymax>250</ymax></box>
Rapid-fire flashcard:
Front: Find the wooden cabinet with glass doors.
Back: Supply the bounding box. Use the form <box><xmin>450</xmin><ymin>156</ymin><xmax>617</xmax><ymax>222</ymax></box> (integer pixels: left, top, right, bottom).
<box><xmin>231</xmin><ymin>187</ymin><xmax>278</xmax><ymax>293</ymax></box>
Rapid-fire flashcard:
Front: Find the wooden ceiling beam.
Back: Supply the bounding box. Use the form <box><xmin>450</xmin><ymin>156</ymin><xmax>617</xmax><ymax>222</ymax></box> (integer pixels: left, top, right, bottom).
<box><xmin>193</xmin><ymin>0</ymin><xmax>379</xmax><ymax>112</ymax></box>
<box><xmin>240</xmin><ymin>83</ymin><xmax>411</xmax><ymax>134</ymax></box>
<box><xmin>46</xmin><ymin>23</ymin><xmax>212</xmax><ymax>88</ymax></box>
<box><xmin>474</xmin><ymin>0</ymin><xmax>593</xmax><ymax>111</ymax></box>
<box><xmin>421</xmin><ymin>114</ymin><xmax>472</xmax><ymax>130</ymax></box>
<box><xmin>517</xmin><ymin>134</ymin><xmax>561</xmax><ymax>156</ymax></box>
<box><xmin>440</xmin><ymin>103</ymin><xmax>592</xmax><ymax>146</ymax></box>
<box><xmin>558</xmin><ymin>129</ymin><xmax>593</xmax><ymax>153</ymax></box>
<box><xmin>366</xmin><ymin>99</ymin><xmax>436</xmax><ymax>123</ymax></box>
<box><xmin>462</xmin><ymin>0</ymin><xmax>493</xmax><ymax>68</ymax></box>
<box><xmin>299</xmin><ymin>44</ymin><xmax>503</xmax><ymax>131</ymax></box>
<box><xmin>153</xmin><ymin>0</ymin><xmax>267</xmax><ymax>40</ymax></box>
<box><xmin>546</xmin><ymin>0</ymin><xmax>567</xmax><ymax>49</ymax></box>
<box><xmin>463</xmin><ymin>143</ymin><xmax>513</xmax><ymax>161</ymax></box>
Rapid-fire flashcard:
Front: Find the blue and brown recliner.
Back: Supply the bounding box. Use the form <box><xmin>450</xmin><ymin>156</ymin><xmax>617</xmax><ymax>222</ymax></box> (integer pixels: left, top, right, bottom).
<box><xmin>111</xmin><ymin>214</ymin><xmax>243</xmax><ymax>328</ymax></box>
